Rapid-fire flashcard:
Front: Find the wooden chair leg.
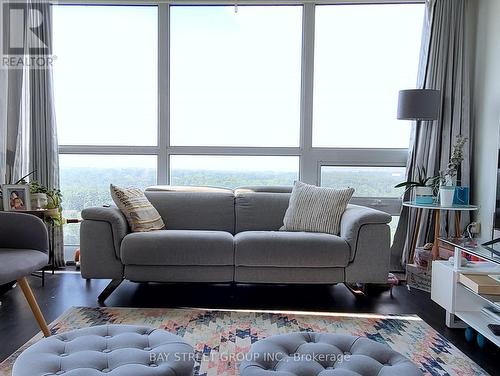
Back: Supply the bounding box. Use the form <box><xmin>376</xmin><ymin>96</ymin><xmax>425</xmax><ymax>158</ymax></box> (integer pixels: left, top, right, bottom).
<box><xmin>17</xmin><ymin>277</ymin><xmax>51</xmax><ymax>337</ymax></box>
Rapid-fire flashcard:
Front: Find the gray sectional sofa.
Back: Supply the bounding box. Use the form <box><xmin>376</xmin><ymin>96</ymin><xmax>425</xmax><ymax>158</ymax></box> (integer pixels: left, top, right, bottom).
<box><xmin>80</xmin><ymin>186</ymin><xmax>392</xmax><ymax>302</ymax></box>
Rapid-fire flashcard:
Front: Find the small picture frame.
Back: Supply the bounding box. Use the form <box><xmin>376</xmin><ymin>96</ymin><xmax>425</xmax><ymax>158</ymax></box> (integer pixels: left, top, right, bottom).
<box><xmin>2</xmin><ymin>184</ymin><xmax>31</xmax><ymax>211</ymax></box>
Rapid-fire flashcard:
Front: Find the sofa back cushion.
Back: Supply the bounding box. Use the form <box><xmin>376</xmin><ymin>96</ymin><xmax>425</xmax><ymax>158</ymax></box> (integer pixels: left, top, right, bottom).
<box><xmin>110</xmin><ymin>184</ymin><xmax>165</xmax><ymax>232</ymax></box>
<box><xmin>145</xmin><ymin>186</ymin><xmax>235</xmax><ymax>233</ymax></box>
<box><xmin>281</xmin><ymin>181</ymin><xmax>354</xmax><ymax>235</ymax></box>
<box><xmin>235</xmin><ymin>187</ymin><xmax>292</xmax><ymax>233</ymax></box>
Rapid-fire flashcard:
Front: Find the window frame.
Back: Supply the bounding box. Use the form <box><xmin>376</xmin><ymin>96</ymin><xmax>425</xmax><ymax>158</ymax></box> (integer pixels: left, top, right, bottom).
<box><xmin>56</xmin><ymin>0</ymin><xmax>423</xmax><ymax>216</ymax></box>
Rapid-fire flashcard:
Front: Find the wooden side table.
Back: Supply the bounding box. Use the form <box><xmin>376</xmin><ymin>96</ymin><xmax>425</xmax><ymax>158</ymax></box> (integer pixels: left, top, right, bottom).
<box><xmin>402</xmin><ymin>201</ymin><xmax>478</xmax><ymax>262</ymax></box>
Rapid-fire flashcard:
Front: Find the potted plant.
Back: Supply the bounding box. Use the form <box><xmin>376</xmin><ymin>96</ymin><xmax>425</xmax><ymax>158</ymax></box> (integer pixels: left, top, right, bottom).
<box><xmin>27</xmin><ymin>180</ymin><xmax>63</xmax><ymax>223</ymax></box>
<box><xmin>29</xmin><ymin>181</ymin><xmax>49</xmax><ymax>210</ymax></box>
<box><xmin>45</xmin><ymin>188</ymin><xmax>63</xmax><ymax>223</ymax></box>
<box><xmin>395</xmin><ymin>166</ymin><xmax>437</xmax><ymax>205</ymax></box>
<box><xmin>438</xmin><ymin>135</ymin><xmax>468</xmax><ymax>207</ymax></box>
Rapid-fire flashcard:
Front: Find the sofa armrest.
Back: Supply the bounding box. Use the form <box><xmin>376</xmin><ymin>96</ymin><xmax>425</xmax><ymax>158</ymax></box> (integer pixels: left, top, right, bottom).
<box><xmin>81</xmin><ymin>207</ymin><xmax>129</xmax><ymax>258</ymax></box>
<box><xmin>0</xmin><ymin>212</ymin><xmax>48</xmax><ymax>253</ymax></box>
<box><xmin>340</xmin><ymin>204</ymin><xmax>391</xmax><ymax>261</ymax></box>
<box><xmin>80</xmin><ymin>207</ymin><xmax>128</xmax><ymax>280</ymax></box>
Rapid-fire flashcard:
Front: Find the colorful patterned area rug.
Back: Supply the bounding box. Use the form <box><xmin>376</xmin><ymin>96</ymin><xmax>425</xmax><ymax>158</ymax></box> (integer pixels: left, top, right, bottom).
<box><xmin>0</xmin><ymin>307</ymin><xmax>487</xmax><ymax>376</ymax></box>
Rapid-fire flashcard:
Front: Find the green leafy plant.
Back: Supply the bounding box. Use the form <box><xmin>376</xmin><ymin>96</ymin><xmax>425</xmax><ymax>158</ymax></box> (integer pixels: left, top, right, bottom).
<box><xmin>29</xmin><ymin>181</ymin><xmax>48</xmax><ymax>194</ymax></box>
<box><xmin>45</xmin><ymin>188</ymin><xmax>63</xmax><ymax>225</ymax></box>
<box><xmin>46</xmin><ymin>188</ymin><xmax>63</xmax><ymax>210</ymax></box>
<box><xmin>395</xmin><ymin>166</ymin><xmax>438</xmax><ymax>191</ymax></box>
<box><xmin>26</xmin><ymin>179</ymin><xmax>64</xmax><ymax>225</ymax></box>
<box><xmin>440</xmin><ymin>135</ymin><xmax>468</xmax><ymax>185</ymax></box>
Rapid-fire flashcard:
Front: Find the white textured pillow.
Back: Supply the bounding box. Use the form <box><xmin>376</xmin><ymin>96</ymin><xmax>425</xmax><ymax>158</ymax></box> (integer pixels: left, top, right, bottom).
<box><xmin>281</xmin><ymin>181</ymin><xmax>354</xmax><ymax>235</ymax></box>
<box><xmin>110</xmin><ymin>184</ymin><xmax>165</xmax><ymax>232</ymax></box>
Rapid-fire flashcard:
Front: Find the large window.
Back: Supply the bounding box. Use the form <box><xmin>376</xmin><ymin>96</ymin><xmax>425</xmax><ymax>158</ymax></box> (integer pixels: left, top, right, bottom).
<box><xmin>54</xmin><ymin>2</ymin><xmax>425</xmax><ymax>251</ymax></box>
<box><xmin>170</xmin><ymin>6</ymin><xmax>302</xmax><ymax>147</ymax></box>
<box><xmin>320</xmin><ymin>166</ymin><xmax>405</xmax><ymax>197</ymax></box>
<box><xmin>321</xmin><ymin>166</ymin><xmax>406</xmax><ymax>240</ymax></box>
<box><xmin>53</xmin><ymin>4</ymin><xmax>159</xmax><ymax>253</ymax></box>
<box><xmin>60</xmin><ymin>155</ymin><xmax>157</xmax><ymax>245</ymax></box>
<box><xmin>53</xmin><ymin>6</ymin><xmax>158</xmax><ymax>146</ymax></box>
<box><xmin>170</xmin><ymin>156</ymin><xmax>299</xmax><ymax>188</ymax></box>
<box><xmin>313</xmin><ymin>4</ymin><xmax>424</xmax><ymax>148</ymax></box>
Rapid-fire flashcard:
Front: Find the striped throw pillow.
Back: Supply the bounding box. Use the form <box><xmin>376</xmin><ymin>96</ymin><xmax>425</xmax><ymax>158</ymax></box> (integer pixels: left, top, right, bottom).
<box><xmin>110</xmin><ymin>184</ymin><xmax>165</xmax><ymax>232</ymax></box>
<box><xmin>281</xmin><ymin>181</ymin><xmax>354</xmax><ymax>235</ymax></box>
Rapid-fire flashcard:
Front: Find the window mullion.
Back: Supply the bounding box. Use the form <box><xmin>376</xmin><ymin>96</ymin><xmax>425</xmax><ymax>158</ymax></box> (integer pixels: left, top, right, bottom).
<box><xmin>158</xmin><ymin>3</ymin><xmax>170</xmax><ymax>185</ymax></box>
<box><xmin>299</xmin><ymin>2</ymin><xmax>316</xmax><ymax>184</ymax></box>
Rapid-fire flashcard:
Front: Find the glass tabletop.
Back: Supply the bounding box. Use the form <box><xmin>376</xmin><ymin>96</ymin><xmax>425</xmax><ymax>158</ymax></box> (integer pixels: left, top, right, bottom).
<box><xmin>440</xmin><ymin>238</ymin><xmax>500</xmax><ymax>265</ymax></box>
<box><xmin>403</xmin><ymin>201</ymin><xmax>478</xmax><ymax>211</ymax></box>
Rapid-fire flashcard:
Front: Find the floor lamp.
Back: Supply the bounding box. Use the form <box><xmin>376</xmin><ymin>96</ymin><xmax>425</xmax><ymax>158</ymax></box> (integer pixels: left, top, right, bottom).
<box><xmin>397</xmin><ymin>89</ymin><xmax>440</xmax><ymax>263</ymax></box>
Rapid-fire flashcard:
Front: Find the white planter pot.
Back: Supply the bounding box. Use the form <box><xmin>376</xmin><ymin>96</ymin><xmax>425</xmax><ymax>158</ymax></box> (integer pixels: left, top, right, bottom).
<box><xmin>415</xmin><ymin>186</ymin><xmax>434</xmax><ymax>204</ymax></box>
<box><xmin>439</xmin><ymin>186</ymin><xmax>455</xmax><ymax>207</ymax></box>
<box><xmin>31</xmin><ymin>193</ymin><xmax>48</xmax><ymax>210</ymax></box>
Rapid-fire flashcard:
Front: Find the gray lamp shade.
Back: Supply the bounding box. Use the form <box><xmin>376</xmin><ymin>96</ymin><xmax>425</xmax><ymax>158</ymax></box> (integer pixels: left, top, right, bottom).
<box><xmin>397</xmin><ymin>89</ymin><xmax>440</xmax><ymax>120</ymax></box>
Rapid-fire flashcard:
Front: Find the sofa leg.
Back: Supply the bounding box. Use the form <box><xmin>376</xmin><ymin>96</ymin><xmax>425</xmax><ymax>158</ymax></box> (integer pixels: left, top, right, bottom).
<box><xmin>98</xmin><ymin>279</ymin><xmax>123</xmax><ymax>303</ymax></box>
<box><xmin>344</xmin><ymin>283</ymin><xmax>366</xmax><ymax>297</ymax></box>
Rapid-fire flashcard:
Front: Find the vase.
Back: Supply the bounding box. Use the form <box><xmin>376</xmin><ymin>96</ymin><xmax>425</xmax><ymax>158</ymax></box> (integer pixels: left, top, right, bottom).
<box><xmin>439</xmin><ymin>186</ymin><xmax>455</xmax><ymax>207</ymax></box>
<box><xmin>31</xmin><ymin>193</ymin><xmax>48</xmax><ymax>210</ymax></box>
<box><xmin>415</xmin><ymin>186</ymin><xmax>434</xmax><ymax>205</ymax></box>
<box><xmin>46</xmin><ymin>208</ymin><xmax>60</xmax><ymax>219</ymax></box>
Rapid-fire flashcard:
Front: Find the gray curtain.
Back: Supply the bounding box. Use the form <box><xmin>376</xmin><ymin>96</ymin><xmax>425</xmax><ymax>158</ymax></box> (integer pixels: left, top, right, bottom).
<box><xmin>0</xmin><ymin>21</ymin><xmax>29</xmax><ymax>186</ymax></box>
<box><xmin>0</xmin><ymin>1</ymin><xmax>63</xmax><ymax>267</ymax></box>
<box><xmin>0</xmin><ymin>62</ymin><xmax>29</xmax><ymax>185</ymax></box>
<box><xmin>29</xmin><ymin>2</ymin><xmax>63</xmax><ymax>267</ymax></box>
<box><xmin>391</xmin><ymin>0</ymin><xmax>474</xmax><ymax>270</ymax></box>
<box><xmin>29</xmin><ymin>2</ymin><xmax>59</xmax><ymax>188</ymax></box>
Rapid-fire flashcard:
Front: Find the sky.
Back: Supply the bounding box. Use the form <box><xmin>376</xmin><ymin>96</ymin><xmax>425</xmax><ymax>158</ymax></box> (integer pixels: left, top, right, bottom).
<box><xmin>52</xmin><ymin>4</ymin><xmax>425</xmax><ymax>170</ymax></box>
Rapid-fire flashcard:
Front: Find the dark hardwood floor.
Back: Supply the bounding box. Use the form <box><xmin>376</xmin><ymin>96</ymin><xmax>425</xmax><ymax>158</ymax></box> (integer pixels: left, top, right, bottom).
<box><xmin>0</xmin><ymin>271</ymin><xmax>498</xmax><ymax>375</ymax></box>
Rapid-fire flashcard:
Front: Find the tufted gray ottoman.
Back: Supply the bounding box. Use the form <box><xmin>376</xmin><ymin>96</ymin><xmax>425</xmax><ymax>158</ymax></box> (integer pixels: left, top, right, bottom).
<box><xmin>12</xmin><ymin>324</ymin><xmax>194</xmax><ymax>376</ymax></box>
<box><xmin>240</xmin><ymin>332</ymin><xmax>423</xmax><ymax>376</ymax></box>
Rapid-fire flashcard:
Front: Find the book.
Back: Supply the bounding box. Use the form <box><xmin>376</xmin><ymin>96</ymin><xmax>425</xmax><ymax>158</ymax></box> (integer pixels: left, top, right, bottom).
<box><xmin>459</xmin><ymin>274</ymin><xmax>500</xmax><ymax>295</ymax></box>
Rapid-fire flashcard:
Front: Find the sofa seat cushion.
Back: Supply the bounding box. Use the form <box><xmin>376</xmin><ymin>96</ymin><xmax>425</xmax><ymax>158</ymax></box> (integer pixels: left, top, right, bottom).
<box><xmin>120</xmin><ymin>230</ymin><xmax>234</xmax><ymax>266</ymax></box>
<box><xmin>235</xmin><ymin>231</ymin><xmax>350</xmax><ymax>268</ymax></box>
<box><xmin>0</xmin><ymin>249</ymin><xmax>48</xmax><ymax>284</ymax></box>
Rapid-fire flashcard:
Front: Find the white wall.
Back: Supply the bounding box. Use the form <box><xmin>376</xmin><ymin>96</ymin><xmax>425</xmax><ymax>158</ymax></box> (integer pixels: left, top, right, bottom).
<box><xmin>472</xmin><ymin>0</ymin><xmax>500</xmax><ymax>239</ymax></box>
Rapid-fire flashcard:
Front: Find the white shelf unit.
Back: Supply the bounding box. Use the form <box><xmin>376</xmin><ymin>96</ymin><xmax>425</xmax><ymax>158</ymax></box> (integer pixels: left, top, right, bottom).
<box><xmin>454</xmin><ymin>311</ymin><xmax>500</xmax><ymax>347</ymax></box>
<box><xmin>431</xmin><ymin>250</ymin><xmax>500</xmax><ymax>348</ymax></box>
